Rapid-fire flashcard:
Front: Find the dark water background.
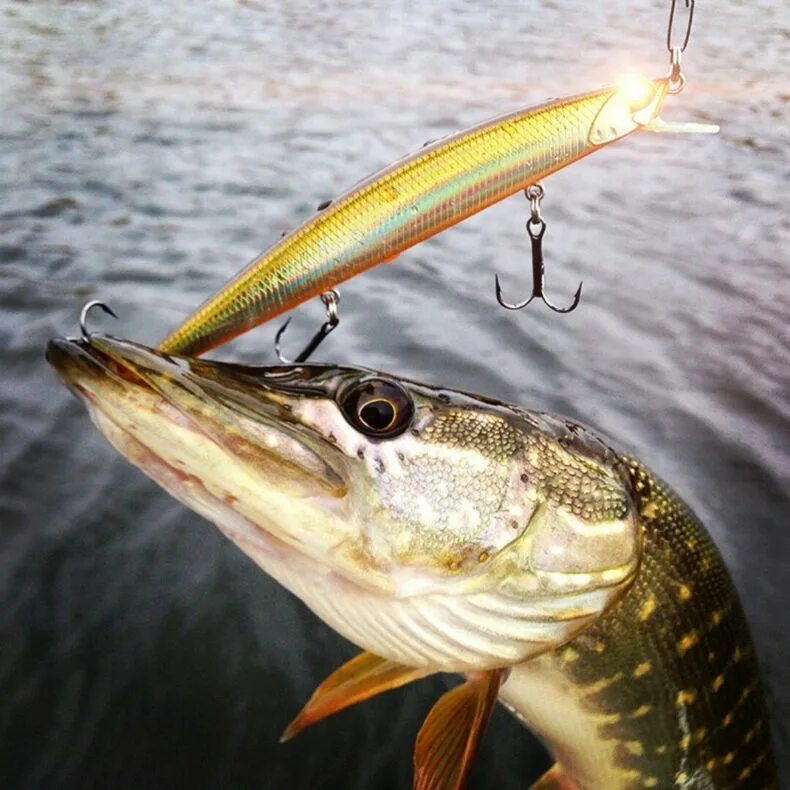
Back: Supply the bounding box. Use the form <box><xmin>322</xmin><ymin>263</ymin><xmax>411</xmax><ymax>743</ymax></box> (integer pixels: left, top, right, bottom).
<box><xmin>1</xmin><ymin>1</ymin><xmax>788</xmax><ymax>787</ymax></box>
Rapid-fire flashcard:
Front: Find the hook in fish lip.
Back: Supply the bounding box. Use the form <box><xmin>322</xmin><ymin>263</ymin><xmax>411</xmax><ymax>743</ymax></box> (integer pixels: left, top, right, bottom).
<box><xmin>79</xmin><ymin>300</ymin><xmax>118</xmax><ymax>342</ymax></box>
<box><xmin>46</xmin><ymin>335</ymin><xmax>117</xmax><ymax>402</ymax></box>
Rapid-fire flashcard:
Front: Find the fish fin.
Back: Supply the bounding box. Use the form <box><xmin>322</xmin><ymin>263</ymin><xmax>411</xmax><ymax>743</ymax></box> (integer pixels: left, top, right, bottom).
<box><xmin>642</xmin><ymin>117</ymin><xmax>720</xmax><ymax>134</ymax></box>
<box><xmin>280</xmin><ymin>651</ymin><xmax>432</xmax><ymax>742</ymax></box>
<box><xmin>531</xmin><ymin>763</ymin><xmax>578</xmax><ymax>790</ymax></box>
<box><xmin>412</xmin><ymin>668</ymin><xmax>505</xmax><ymax>790</ymax></box>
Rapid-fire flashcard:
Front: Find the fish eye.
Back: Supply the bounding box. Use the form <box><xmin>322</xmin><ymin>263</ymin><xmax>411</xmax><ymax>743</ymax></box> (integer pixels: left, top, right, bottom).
<box><xmin>338</xmin><ymin>378</ymin><xmax>413</xmax><ymax>439</ymax></box>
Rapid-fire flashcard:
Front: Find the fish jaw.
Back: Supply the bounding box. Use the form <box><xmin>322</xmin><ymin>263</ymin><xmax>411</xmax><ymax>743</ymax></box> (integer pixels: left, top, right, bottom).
<box><xmin>48</xmin><ymin>336</ymin><xmax>642</xmax><ymax>671</ymax></box>
<box><xmin>46</xmin><ymin>335</ymin><xmax>357</xmax><ymax>575</ymax></box>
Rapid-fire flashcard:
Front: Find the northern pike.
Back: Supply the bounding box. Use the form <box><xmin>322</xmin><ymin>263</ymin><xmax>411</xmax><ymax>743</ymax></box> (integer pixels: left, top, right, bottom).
<box><xmin>48</xmin><ymin>331</ymin><xmax>776</xmax><ymax>788</ymax></box>
<box><xmin>159</xmin><ymin>76</ymin><xmax>717</xmax><ymax>357</ymax></box>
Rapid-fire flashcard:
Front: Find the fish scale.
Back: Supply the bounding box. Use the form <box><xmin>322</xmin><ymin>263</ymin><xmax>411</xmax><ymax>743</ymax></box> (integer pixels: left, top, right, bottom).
<box><xmin>501</xmin><ymin>458</ymin><xmax>777</xmax><ymax>788</ymax></box>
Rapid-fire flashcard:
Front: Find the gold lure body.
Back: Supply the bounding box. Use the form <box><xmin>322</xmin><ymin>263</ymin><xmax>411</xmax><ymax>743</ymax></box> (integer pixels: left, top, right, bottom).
<box><xmin>159</xmin><ymin>77</ymin><xmax>715</xmax><ymax>356</ymax></box>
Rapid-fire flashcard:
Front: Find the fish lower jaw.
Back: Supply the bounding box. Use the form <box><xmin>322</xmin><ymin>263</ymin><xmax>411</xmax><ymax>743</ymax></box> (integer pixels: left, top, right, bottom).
<box><xmin>83</xmin><ymin>390</ymin><xmax>355</xmax><ymax>567</ymax></box>
<box><xmin>87</xmin><ymin>404</ymin><xmax>301</xmax><ymax>563</ymax></box>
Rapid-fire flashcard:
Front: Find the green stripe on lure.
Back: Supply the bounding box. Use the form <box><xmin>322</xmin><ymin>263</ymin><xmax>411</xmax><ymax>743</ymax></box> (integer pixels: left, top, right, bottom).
<box><xmin>159</xmin><ymin>76</ymin><xmax>717</xmax><ymax>357</ymax></box>
<box><xmin>48</xmin><ymin>333</ymin><xmax>775</xmax><ymax>788</ymax></box>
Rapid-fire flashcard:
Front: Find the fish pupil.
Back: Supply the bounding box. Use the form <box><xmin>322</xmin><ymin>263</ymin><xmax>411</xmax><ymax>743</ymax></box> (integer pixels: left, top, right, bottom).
<box><xmin>359</xmin><ymin>399</ymin><xmax>396</xmax><ymax>432</ymax></box>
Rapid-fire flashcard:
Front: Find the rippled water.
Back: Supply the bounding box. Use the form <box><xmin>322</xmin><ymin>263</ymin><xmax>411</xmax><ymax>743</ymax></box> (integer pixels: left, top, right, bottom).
<box><xmin>1</xmin><ymin>1</ymin><xmax>788</xmax><ymax>787</ymax></box>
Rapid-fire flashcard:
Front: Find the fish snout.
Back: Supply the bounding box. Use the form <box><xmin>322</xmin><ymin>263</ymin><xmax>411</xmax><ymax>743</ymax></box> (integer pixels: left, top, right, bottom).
<box><xmin>47</xmin><ymin>336</ymin><xmax>110</xmax><ymax>393</ymax></box>
<box><xmin>47</xmin><ymin>335</ymin><xmax>151</xmax><ymax>397</ymax></box>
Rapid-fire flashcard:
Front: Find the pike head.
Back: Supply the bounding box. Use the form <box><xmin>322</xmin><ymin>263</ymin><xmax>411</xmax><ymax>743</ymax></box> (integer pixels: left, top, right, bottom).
<box><xmin>48</xmin><ymin>334</ymin><xmax>641</xmax><ymax>672</ymax></box>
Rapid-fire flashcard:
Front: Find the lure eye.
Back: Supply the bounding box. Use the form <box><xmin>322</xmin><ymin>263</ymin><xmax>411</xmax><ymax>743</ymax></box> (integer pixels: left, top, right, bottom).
<box><xmin>339</xmin><ymin>378</ymin><xmax>413</xmax><ymax>439</ymax></box>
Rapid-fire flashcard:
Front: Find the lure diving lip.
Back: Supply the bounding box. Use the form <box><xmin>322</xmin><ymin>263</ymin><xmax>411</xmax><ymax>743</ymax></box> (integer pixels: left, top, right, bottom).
<box><xmin>158</xmin><ymin>76</ymin><xmax>717</xmax><ymax>357</ymax></box>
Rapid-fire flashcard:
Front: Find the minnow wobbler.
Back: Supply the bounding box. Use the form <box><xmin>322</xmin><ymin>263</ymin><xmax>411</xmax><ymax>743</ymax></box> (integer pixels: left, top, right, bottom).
<box><xmin>48</xmin><ymin>330</ymin><xmax>776</xmax><ymax>788</ymax></box>
<box><xmin>159</xmin><ymin>76</ymin><xmax>717</xmax><ymax>357</ymax></box>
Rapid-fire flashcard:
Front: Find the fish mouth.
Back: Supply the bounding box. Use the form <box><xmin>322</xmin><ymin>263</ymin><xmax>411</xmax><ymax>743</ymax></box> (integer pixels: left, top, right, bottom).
<box><xmin>46</xmin><ymin>333</ymin><xmax>352</xmax><ymax>544</ymax></box>
<box><xmin>47</xmin><ymin>333</ymin><xmax>350</xmax><ymax>488</ymax></box>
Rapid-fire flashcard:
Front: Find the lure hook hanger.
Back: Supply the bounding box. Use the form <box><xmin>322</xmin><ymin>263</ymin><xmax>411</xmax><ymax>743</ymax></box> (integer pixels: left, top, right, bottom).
<box><xmin>79</xmin><ymin>300</ymin><xmax>117</xmax><ymax>342</ymax></box>
<box><xmin>666</xmin><ymin>0</ymin><xmax>694</xmax><ymax>54</ymax></box>
<box><xmin>665</xmin><ymin>0</ymin><xmax>694</xmax><ymax>94</ymax></box>
<box><xmin>495</xmin><ymin>185</ymin><xmax>582</xmax><ymax>314</ymax></box>
<box><xmin>275</xmin><ymin>289</ymin><xmax>340</xmax><ymax>363</ymax></box>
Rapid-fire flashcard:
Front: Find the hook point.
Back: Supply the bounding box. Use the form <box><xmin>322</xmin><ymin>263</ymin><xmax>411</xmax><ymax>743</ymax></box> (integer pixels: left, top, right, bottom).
<box><xmin>495</xmin><ymin>273</ymin><xmax>533</xmax><ymax>311</ymax></box>
<box><xmin>274</xmin><ymin>291</ymin><xmax>340</xmax><ymax>364</ymax></box>
<box><xmin>79</xmin><ymin>300</ymin><xmax>117</xmax><ymax>341</ymax></box>
<box><xmin>274</xmin><ymin>317</ymin><xmax>293</xmax><ymax>363</ymax></box>
<box><xmin>545</xmin><ymin>280</ymin><xmax>583</xmax><ymax>314</ymax></box>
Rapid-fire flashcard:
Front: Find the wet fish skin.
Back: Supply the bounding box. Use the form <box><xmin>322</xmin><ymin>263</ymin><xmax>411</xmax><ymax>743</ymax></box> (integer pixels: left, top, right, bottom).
<box><xmin>499</xmin><ymin>461</ymin><xmax>778</xmax><ymax>788</ymax></box>
<box><xmin>159</xmin><ymin>78</ymin><xmax>671</xmax><ymax>356</ymax></box>
<box><xmin>47</xmin><ymin>335</ymin><xmax>776</xmax><ymax>787</ymax></box>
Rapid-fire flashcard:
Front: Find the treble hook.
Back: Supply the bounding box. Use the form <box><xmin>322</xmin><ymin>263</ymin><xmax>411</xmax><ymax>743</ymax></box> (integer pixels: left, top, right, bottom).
<box><xmin>275</xmin><ymin>289</ymin><xmax>340</xmax><ymax>363</ymax></box>
<box><xmin>495</xmin><ymin>186</ymin><xmax>582</xmax><ymax>314</ymax></box>
<box><xmin>79</xmin><ymin>300</ymin><xmax>117</xmax><ymax>341</ymax></box>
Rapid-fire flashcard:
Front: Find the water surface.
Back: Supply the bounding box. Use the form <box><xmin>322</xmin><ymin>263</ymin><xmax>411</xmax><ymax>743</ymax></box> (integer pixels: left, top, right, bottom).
<box><xmin>1</xmin><ymin>1</ymin><xmax>788</xmax><ymax>787</ymax></box>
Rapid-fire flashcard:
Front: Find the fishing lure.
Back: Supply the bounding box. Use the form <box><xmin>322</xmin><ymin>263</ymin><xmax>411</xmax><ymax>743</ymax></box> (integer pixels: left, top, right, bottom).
<box><xmin>158</xmin><ymin>75</ymin><xmax>716</xmax><ymax>357</ymax></box>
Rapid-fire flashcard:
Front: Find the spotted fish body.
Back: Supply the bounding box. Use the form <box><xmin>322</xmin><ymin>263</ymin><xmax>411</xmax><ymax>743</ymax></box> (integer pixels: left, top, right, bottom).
<box><xmin>46</xmin><ymin>336</ymin><xmax>775</xmax><ymax>787</ymax></box>
<box><xmin>502</xmin><ymin>461</ymin><xmax>777</xmax><ymax>789</ymax></box>
<box><xmin>159</xmin><ymin>79</ymin><xmax>672</xmax><ymax>356</ymax></box>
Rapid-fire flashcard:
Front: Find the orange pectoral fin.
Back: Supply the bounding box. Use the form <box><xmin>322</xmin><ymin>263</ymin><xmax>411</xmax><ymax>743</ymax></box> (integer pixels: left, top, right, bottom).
<box><xmin>412</xmin><ymin>668</ymin><xmax>506</xmax><ymax>790</ymax></box>
<box><xmin>531</xmin><ymin>763</ymin><xmax>578</xmax><ymax>790</ymax></box>
<box><xmin>281</xmin><ymin>650</ymin><xmax>433</xmax><ymax>742</ymax></box>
